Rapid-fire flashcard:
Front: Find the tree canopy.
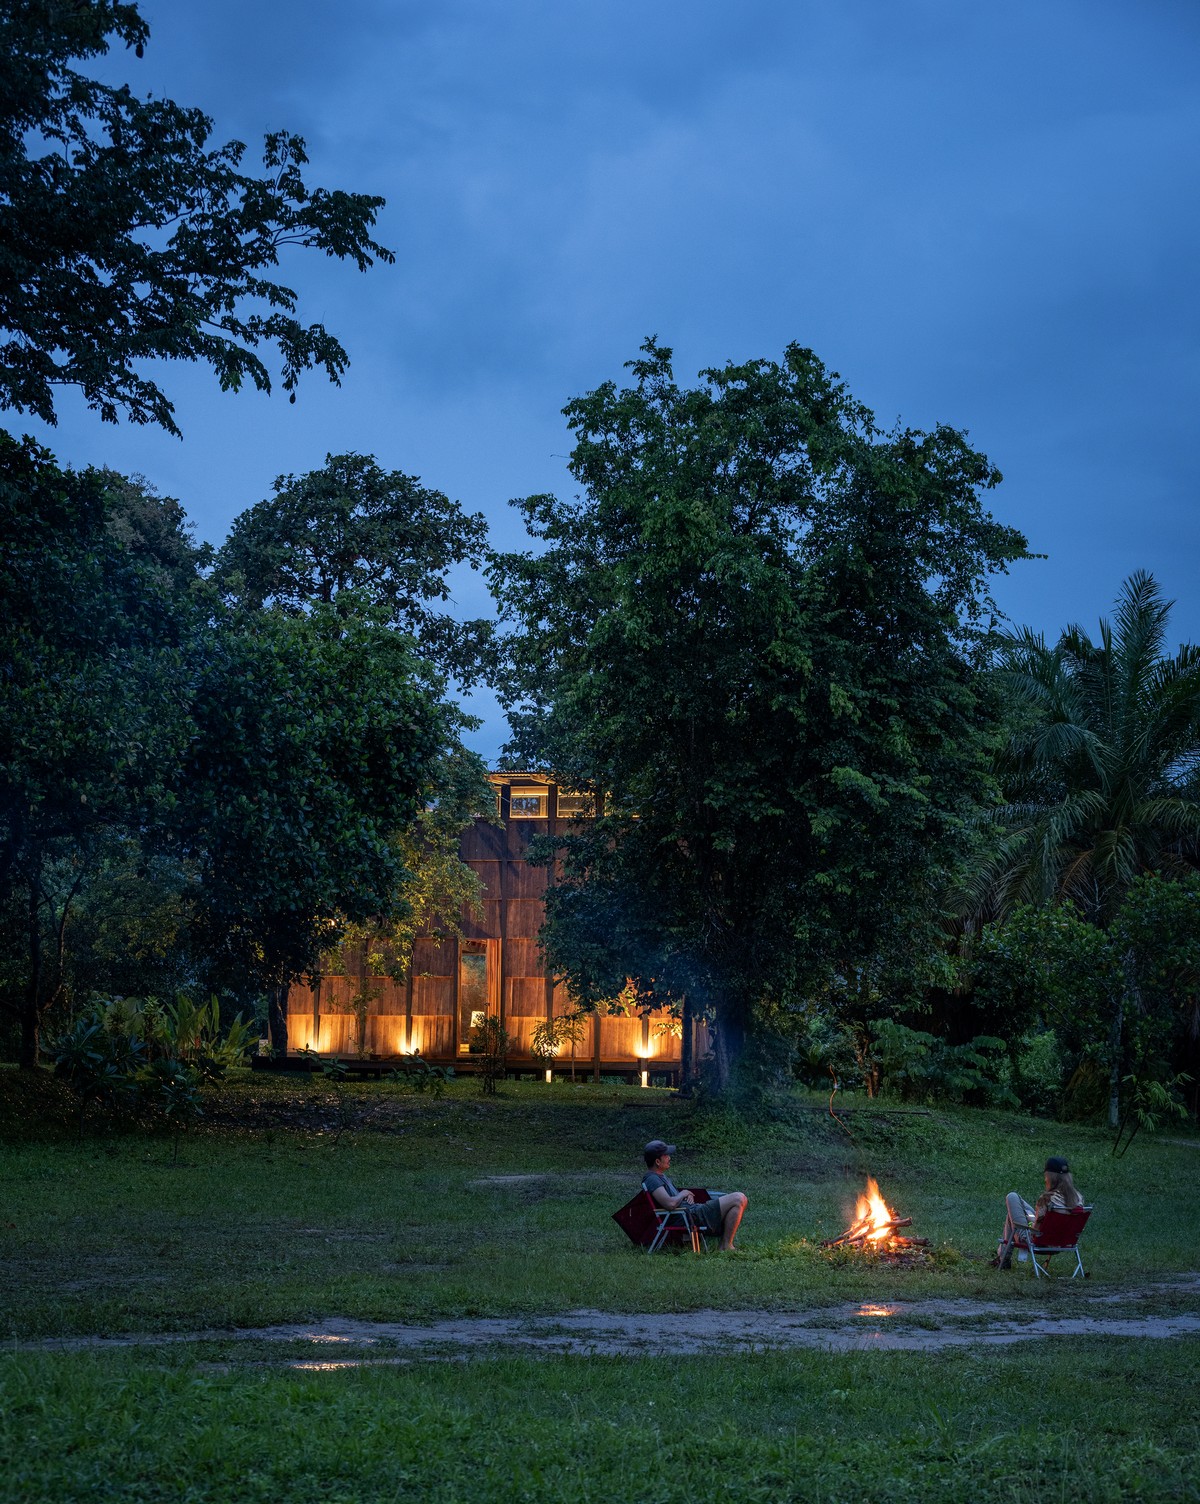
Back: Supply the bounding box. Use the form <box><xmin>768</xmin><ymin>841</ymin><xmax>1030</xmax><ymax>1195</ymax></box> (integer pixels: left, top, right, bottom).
<box><xmin>0</xmin><ymin>436</ymin><xmax>471</xmax><ymax>1063</ymax></box>
<box><xmin>214</xmin><ymin>452</ymin><xmax>493</xmax><ymax>687</ymax></box>
<box><xmin>984</xmin><ymin>571</ymin><xmax>1200</xmax><ymax>923</ymax></box>
<box><xmin>0</xmin><ymin>0</ymin><xmax>393</xmax><ymax>434</ymax></box>
<box><xmin>491</xmin><ymin>339</ymin><xmax>1028</xmax><ymax>1091</ymax></box>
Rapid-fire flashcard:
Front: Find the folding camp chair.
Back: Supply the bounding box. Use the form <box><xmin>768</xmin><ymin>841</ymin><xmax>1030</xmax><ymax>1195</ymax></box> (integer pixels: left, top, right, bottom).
<box><xmin>612</xmin><ymin>1189</ymin><xmax>713</xmax><ymax>1253</ymax></box>
<box><xmin>1014</xmin><ymin>1205</ymin><xmax>1093</xmax><ymax>1279</ymax></box>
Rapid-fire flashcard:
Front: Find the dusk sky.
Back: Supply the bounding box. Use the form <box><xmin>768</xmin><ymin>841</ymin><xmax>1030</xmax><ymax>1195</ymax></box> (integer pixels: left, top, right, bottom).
<box><xmin>20</xmin><ymin>0</ymin><xmax>1200</xmax><ymax>762</ymax></box>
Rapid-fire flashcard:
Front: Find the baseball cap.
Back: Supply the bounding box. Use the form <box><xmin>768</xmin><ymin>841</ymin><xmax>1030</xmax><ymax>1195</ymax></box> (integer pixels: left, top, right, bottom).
<box><xmin>1044</xmin><ymin>1156</ymin><xmax>1070</xmax><ymax>1173</ymax></box>
<box><xmin>644</xmin><ymin>1139</ymin><xmax>676</xmax><ymax>1156</ymax></box>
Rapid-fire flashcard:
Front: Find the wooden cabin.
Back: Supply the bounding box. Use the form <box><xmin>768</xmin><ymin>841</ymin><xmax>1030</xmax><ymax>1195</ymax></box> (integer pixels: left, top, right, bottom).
<box><xmin>286</xmin><ymin>773</ymin><xmax>703</xmax><ymax>1082</ymax></box>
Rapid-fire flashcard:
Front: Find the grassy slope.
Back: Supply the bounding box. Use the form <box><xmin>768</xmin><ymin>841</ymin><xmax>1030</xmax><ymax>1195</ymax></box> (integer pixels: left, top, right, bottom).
<box><xmin>3</xmin><ymin>1068</ymin><xmax>1199</xmax><ymax>1502</ymax></box>
<box><xmin>1</xmin><ymin>1066</ymin><xmax>1198</xmax><ymax>1339</ymax></box>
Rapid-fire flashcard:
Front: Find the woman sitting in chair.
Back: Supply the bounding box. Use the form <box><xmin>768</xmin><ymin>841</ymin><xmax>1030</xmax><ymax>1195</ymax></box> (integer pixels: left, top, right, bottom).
<box><xmin>642</xmin><ymin>1139</ymin><xmax>748</xmax><ymax>1251</ymax></box>
<box><xmin>992</xmin><ymin>1155</ymin><xmax>1083</xmax><ymax>1269</ymax></box>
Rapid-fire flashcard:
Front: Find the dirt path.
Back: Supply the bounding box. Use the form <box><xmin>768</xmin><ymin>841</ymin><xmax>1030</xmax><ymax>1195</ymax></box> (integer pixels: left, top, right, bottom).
<box><xmin>18</xmin><ymin>1276</ymin><xmax>1200</xmax><ymax>1364</ymax></box>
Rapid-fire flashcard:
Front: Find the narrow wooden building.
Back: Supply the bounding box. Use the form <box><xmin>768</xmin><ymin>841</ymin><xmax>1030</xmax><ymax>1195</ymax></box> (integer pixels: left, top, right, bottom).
<box><xmin>286</xmin><ymin>773</ymin><xmax>700</xmax><ymax>1080</ymax></box>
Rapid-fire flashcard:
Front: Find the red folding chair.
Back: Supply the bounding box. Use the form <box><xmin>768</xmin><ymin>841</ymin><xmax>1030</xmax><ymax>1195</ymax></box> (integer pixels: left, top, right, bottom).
<box><xmin>612</xmin><ymin>1189</ymin><xmax>712</xmax><ymax>1253</ymax></box>
<box><xmin>1017</xmin><ymin>1205</ymin><xmax>1093</xmax><ymax>1279</ymax></box>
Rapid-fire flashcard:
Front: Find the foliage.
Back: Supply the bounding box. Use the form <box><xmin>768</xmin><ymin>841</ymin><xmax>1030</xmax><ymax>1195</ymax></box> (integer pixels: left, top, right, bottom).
<box><xmin>529</xmin><ymin>1009</ymin><xmax>588</xmax><ymax>1079</ymax></box>
<box><xmin>980</xmin><ymin>572</ymin><xmax>1200</xmax><ymax>923</ymax></box>
<box><xmin>793</xmin><ymin>1015</ymin><xmax>860</xmax><ymax>1091</ymax></box>
<box><xmin>213</xmin><ymin>456</ymin><xmax>494</xmax><ymax>1036</ymax></box>
<box><xmin>150</xmin><ymin>994</ymin><xmax>256</xmax><ymax>1082</ymax></box>
<box><xmin>179</xmin><ymin>604</ymin><xmax>453</xmax><ymax>1052</ymax></box>
<box><xmin>1009</xmin><ymin>1029</ymin><xmax>1068</xmax><ymax>1119</ymax></box>
<box><xmin>864</xmin><ymin>1019</ymin><xmax>1016</xmax><ymax>1107</ymax></box>
<box><xmin>491</xmin><ymin>338</ymin><xmax>1026</xmax><ymax>1092</ymax></box>
<box><xmin>0</xmin><ymin>436</ymin><xmax>200</xmax><ymax>1064</ymax></box>
<box><xmin>0</xmin><ymin>1</ymin><xmax>392</xmax><ymax>434</ymax></box>
<box><xmin>975</xmin><ymin>903</ymin><xmax>1120</xmax><ymax>1061</ymax></box>
<box><xmin>45</xmin><ymin>993</ymin><xmax>247</xmax><ymax>1145</ymax></box>
<box><xmin>1111</xmin><ymin>1072</ymin><xmax>1192</xmax><ymax>1158</ymax></box>
<box><xmin>468</xmin><ymin>1014</ymin><xmax>510</xmax><ymax>1095</ymax></box>
<box><xmin>138</xmin><ymin>1057</ymin><xmax>203</xmax><ymax>1161</ymax></box>
<box><xmin>976</xmin><ymin>874</ymin><xmax>1200</xmax><ymax>1134</ymax></box>
<box><xmin>214</xmin><ymin>453</ymin><xmax>493</xmax><ymax>686</ymax></box>
<box><xmin>333</xmin><ymin>742</ymin><xmax>491</xmax><ymax>992</ymax></box>
<box><xmin>387</xmin><ymin>1055</ymin><xmax>448</xmax><ymax>1097</ymax></box>
<box><xmin>47</xmin><ymin>1010</ymin><xmax>143</xmax><ymax>1135</ymax></box>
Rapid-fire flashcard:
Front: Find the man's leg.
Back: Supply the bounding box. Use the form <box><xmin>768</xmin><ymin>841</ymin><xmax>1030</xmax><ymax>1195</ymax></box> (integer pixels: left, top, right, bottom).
<box><xmin>715</xmin><ymin>1192</ymin><xmax>747</xmax><ymax>1250</ymax></box>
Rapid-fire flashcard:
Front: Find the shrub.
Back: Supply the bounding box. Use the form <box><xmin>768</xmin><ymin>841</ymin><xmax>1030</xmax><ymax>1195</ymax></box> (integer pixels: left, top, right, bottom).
<box><xmin>867</xmin><ymin>1019</ymin><xmax>1017</xmax><ymax>1107</ymax></box>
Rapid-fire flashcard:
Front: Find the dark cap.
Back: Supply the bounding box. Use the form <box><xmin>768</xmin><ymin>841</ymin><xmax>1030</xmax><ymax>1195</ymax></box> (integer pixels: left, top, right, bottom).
<box><xmin>1044</xmin><ymin>1156</ymin><xmax>1070</xmax><ymax>1173</ymax></box>
<box><xmin>644</xmin><ymin>1139</ymin><xmax>676</xmax><ymax>1157</ymax></box>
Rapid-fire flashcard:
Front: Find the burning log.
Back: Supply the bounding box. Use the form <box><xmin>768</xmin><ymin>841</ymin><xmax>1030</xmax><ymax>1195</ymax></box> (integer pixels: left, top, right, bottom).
<box><xmin>822</xmin><ymin>1177</ymin><xmax>933</xmax><ymax>1265</ymax></box>
<box><xmin>822</xmin><ymin>1215</ymin><xmax>912</xmax><ymax>1249</ymax></box>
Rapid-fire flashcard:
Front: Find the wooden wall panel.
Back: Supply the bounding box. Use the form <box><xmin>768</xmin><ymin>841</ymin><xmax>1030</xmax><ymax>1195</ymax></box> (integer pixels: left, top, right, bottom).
<box><xmin>461</xmin><ymin>822</ymin><xmax>506</xmax><ymax>862</ymax></box>
<box><xmin>505</xmin><ymin>977</ymin><xmax>545</xmax><ymax>1017</ymax></box>
<box><xmin>367</xmin><ymin>1015</ymin><xmax>408</xmax><ymax>1055</ymax></box>
<box><xmin>505</xmin><ymin>1016</ymin><xmax>541</xmax><ymax>1056</ymax></box>
<box><xmin>504</xmin><ymin>820</ymin><xmax>547</xmax><ymax>859</ymax></box>
<box><xmin>290</xmin><ymin>1014</ymin><xmax>357</xmax><ymax>1055</ymax></box>
<box><xmin>505</xmin><ymin>900</ymin><xmax>545</xmax><ymax>938</ymax></box>
<box><xmin>461</xmin><ymin>900</ymin><xmax>501</xmax><ymax>939</ymax></box>
<box><xmin>412</xmin><ymin>974</ymin><xmax>452</xmax><ymax>1014</ymax></box>
<box><xmin>412</xmin><ymin>937</ymin><xmax>455</xmax><ymax>976</ymax></box>
<box><xmin>504</xmin><ymin>937</ymin><xmax>543</xmax><ymax>977</ymax></box>
<box><xmin>470</xmin><ymin>862</ymin><xmax>504</xmax><ymax>901</ymax></box>
<box><xmin>410</xmin><ymin>1014</ymin><xmax>454</xmax><ymax>1057</ymax></box>
<box><xmin>506</xmin><ymin>860</ymin><xmax>547</xmax><ymax>901</ymax></box>
<box><xmin>599</xmin><ymin>1014</ymin><xmax>642</xmax><ymax>1060</ymax></box>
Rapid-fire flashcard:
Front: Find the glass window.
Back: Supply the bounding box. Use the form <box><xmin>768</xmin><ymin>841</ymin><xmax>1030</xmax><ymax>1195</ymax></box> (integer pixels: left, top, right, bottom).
<box><xmin>556</xmin><ymin>794</ymin><xmax>593</xmax><ymax>818</ymax></box>
<box><xmin>459</xmin><ymin>951</ymin><xmax>487</xmax><ymax>1052</ymax></box>
<box><xmin>509</xmin><ymin>793</ymin><xmax>547</xmax><ymax>818</ymax></box>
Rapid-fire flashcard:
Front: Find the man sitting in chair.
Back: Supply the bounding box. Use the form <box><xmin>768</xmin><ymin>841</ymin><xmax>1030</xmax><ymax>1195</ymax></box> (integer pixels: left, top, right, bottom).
<box><xmin>642</xmin><ymin>1139</ymin><xmax>748</xmax><ymax>1251</ymax></box>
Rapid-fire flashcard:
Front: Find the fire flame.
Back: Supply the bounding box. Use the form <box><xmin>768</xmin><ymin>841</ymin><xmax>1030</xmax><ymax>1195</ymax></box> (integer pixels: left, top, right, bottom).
<box><xmin>854</xmin><ymin>1177</ymin><xmax>895</xmax><ymax>1244</ymax></box>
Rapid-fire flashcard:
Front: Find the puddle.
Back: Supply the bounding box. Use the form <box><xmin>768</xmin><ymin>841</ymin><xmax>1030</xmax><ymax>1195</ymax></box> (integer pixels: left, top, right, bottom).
<box><xmin>14</xmin><ymin>1277</ymin><xmax>1200</xmax><ymax>1362</ymax></box>
<box><xmin>469</xmin><ymin>1175</ymin><xmax>546</xmax><ymax>1186</ymax></box>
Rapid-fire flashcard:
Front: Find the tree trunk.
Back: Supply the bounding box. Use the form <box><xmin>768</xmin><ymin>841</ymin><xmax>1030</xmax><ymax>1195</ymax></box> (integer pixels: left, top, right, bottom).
<box><xmin>1108</xmin><ymin>993</ymin><xmax>1125</xmax><ymax>1131</ymax></box>
<box><xmin>267</xmin><ymin>977</ymin><xmax>290</xmax><ymax>1055</ymax></box>
<box><xmin>1110</xmin><ymin>952</ymin><xmax>1138</xmax><ymax>1130</ymax></box>
<box><xmin>711</xmin><ymin>1007</ymin><xmax>746</xmax><ymax>1096</ymax></box>
<box><xmin>19</xmin><ymin>862</ymin><xmax>42</xmax><ymax>1069</ymax></box>
<box><xmin>680</xmin><ymin>994</ymin><xmax>694</xmax><ymax>1096</ymax></box>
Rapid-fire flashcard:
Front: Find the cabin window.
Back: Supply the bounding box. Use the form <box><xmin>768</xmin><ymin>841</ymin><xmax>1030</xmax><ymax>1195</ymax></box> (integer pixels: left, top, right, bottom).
<box><xmin>509</xmin><ymin>793</ymin><xmax>547</xmax><ymax>818</ymax></box>
<box><xmin>459</xmin><ymin>950</ymin><xmax>488</xmax><ymax>1052</ymax></box>
<box><xmin>556</xmin><ymin>794</ymin><xmax>593</xmax><ymax>818</ymax></box>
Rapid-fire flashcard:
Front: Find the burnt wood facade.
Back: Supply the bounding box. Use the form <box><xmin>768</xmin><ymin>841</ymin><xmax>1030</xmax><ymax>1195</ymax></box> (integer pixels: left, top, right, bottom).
<box><xmin>286</xmin><ymin>774</ymin><xmax>702</xmax><ymax>1080</ymax></box>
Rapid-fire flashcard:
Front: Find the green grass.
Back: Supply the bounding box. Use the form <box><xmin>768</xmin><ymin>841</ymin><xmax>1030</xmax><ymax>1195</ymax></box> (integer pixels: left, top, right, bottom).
<box><xmin>1</xmin><ymin>1066</ymin><xmax>1198</xmax><ymax>1340</ymax></box>
<box><xmin>2</xmin><ymin>1067</ymin><xmax>1198</xmax><ymax>1501</ymax></box>
<box><xmin>2</xmin><ymin>1341</ymin><xmax>1198</xmax><ymax>1503</ymax></box>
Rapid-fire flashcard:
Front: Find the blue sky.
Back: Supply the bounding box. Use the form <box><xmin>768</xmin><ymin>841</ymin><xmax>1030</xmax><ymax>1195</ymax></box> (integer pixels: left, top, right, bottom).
<box><xmin>21</xmin><ymin>0</ymin><xmax>1200</xmax><ymax>762</ymax></box>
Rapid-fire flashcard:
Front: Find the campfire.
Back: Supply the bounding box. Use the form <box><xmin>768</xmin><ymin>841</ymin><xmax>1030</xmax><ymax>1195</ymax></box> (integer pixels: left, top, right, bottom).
<box><xmin>822</xmin><ymin>1177</ymin><xmax>932</xmax><ymax>1266</ymax></box>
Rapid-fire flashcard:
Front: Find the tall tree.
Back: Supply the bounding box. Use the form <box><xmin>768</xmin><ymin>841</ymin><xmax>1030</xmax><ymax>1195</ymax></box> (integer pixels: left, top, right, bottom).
<box><xmin>491</xmin><ymin>339</ymin><xmax>1026</xmax><ymax>1092</ymax></box>
<box><xmin>0</xmin><ymin>435</ymin><xmax>198</xmax><ymax>1064</ymax></box>
<box><xmin>214</xmin><ymin>452</ymin><xmax>492</xmax><ymax>686</ymax></box>
<box><xmin>985</xmin><ymin>571</ymin><xmax>1200</xmax><ymax>921</ymax></box>
<box><xmin>978</xmin><ymin>572</ymin><xmax>1200</xmax><ymax>1125</ymax></box>
<box><xmin>0</xmin><ymin>1</ymin><xmax>393</xmax><ymax>435</ymax></box>
<box><xmin>180</xmin><ymin>606</ymin><xmax>453</xmax><ymax>1054</ymax></box>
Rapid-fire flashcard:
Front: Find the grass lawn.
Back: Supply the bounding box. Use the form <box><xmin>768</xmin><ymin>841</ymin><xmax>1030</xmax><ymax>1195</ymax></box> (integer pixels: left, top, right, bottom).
<box><xmin>1</xmin><ymin>1066</ymin><xmax>1198</xmax><ymax>1501</ymax></box>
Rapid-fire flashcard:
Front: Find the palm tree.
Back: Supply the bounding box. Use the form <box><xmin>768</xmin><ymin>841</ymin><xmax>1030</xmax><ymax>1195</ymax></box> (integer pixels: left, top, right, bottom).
<box><xmin>980</xmin><ymin>571</ymin><xmax>1200</xmax><ymax>1122</ymax></box>
<box><xmin>989</xmin><ymin>572</ymin><xmax>1200</xmax><ymax>918</ymax></box>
